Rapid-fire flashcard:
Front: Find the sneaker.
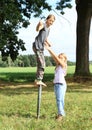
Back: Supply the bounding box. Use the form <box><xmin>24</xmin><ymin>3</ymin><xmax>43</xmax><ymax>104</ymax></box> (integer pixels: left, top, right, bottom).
<box><xmin>34</xmin><ymin>80</ymin><xmax>47</xmax><ymax>87</ymax></box>
<box><xmin>55</xmin><ymin>114</ymin><xmax>63</xmax><ymax>121</ymax></box>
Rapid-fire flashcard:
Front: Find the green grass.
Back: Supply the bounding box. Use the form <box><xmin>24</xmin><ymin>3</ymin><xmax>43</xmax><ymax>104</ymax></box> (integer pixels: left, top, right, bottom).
<box><xmin>0</xmin><ymin>66</ymin><xmax>92</xmax><ymax>130</ymax></box>
<box><xmin>0</xmin><ymin>66</ymin><xmax>75</xmax><ymax>83</ymax></box>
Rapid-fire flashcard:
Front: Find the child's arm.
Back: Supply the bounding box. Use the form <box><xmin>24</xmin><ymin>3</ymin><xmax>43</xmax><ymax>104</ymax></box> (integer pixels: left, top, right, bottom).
<box><xmin>45</xmin><ymin>39</ymin><xmax>52</xmax><ymax>47</ymax></box>
<box><xmin>36</xmin><ymin>20</ymin><xmax>44</xmax><ymax>31</ymax></box>
<box><xmin>45</xmin><ymin>42</ymin><xmax>66</xmax><ymax>68</ymax></box>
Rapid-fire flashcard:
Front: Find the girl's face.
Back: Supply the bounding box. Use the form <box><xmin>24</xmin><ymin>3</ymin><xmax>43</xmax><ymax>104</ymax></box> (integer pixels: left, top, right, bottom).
<box><xmin>58</xmin><ymin>54</ymin><xmax>66</xmax><ymax>62</ymax></box>
<box><xmin>46</xmin><ymin>16</ymin><xmax>55</xmax><ymax>27</ymax></box>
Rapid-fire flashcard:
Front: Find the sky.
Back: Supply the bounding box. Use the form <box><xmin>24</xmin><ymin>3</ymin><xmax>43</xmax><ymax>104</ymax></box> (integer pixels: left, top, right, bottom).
<box><xmin>18</xmin><ymin>1</ymin><xmax>92</xmax><ymax>62</ymax></box>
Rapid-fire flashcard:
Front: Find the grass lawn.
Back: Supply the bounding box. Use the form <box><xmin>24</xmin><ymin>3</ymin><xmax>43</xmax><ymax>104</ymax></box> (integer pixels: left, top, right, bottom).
<box><xmin>0</xmin><ymin>66</ymin><xmax>92</xmax><ymax>130</ymax></box>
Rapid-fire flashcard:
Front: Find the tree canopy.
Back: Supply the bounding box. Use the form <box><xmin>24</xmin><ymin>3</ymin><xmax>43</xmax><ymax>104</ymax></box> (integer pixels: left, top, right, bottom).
<box><xmin>0</xmin><ymin>0</ymin><xmax>72</xmax><ymax>61</ymax></box>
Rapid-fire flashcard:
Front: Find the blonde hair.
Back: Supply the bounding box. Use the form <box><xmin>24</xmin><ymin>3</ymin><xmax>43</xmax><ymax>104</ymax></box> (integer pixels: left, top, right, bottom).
<box><xmin>59</xmin><ymin>53</ymin><xmax>67</xmax><ymax>63</ymax></box>
<box><xmin>46</xmin><ymin>14</ymin><xmax>55</xmax><ymax>20</ymax></box>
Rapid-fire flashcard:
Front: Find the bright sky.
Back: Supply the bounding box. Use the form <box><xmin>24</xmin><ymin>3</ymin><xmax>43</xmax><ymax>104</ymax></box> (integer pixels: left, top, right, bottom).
<box><xmin>18</xmin><ymin>1</ymin><xmax>92</xmax><ymax>62</ymax></box>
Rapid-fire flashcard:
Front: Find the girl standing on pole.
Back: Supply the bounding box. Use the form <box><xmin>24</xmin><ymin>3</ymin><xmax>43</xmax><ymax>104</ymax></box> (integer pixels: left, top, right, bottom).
<box><xmin>32</xmin><ymin>14</ymin><xmax>55</xmax><ymax>86</ymax></box>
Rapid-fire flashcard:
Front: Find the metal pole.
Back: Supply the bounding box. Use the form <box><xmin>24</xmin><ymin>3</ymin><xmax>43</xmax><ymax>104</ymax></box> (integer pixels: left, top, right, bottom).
<box><xmin>37</xmin><ymin>84</ymin><xmax>42</xmax><ymax>119</ymax></box>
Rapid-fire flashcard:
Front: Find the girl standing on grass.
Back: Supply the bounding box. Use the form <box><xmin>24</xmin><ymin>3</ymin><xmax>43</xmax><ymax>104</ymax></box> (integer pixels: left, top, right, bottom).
<box><xmin>45</xmin><ymin>41</ymin><xmax>67</xmax><ymax>121</ymax></box>
<box><xmin>32</xmin><ymin>14</ymin><xmax>55</xmax><ymax>86</ymax></box>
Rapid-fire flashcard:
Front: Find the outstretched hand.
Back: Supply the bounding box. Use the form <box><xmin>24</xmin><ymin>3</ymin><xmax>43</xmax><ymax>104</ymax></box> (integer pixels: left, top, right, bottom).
<box><xmin>45</xmin><ymin>39</ymin><xmax>52</xmax><ymax>47</ymax></box>
<box><xmin>44</xmin><ymin>41</ymin><xmax>51</xmax><ymax>50</ymax></box>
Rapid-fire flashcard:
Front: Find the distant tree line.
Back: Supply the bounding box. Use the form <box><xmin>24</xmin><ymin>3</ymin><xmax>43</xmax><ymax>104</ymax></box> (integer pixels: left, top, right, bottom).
<box><xmin>0</xmin><ymin>55</ymin><xmax>76</xmax><ymax>67</ymax></box>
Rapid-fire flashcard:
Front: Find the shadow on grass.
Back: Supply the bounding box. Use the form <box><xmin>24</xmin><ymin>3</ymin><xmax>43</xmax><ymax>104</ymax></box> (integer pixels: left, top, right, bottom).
<box><xmin>0</xmin><ymin>111</ymin><xmax>46</xmax><ymax>120</ymax></box>
<box><xmin>0</xmin><ymin>72</ymin><xmax>54</xmax><ymax>83</ymax></box>
<box><xmin>0</xmin><ymin>80</ymin><xmax>40</xmax><ymax>96</ymax></box>
<box><xmin>0</xmin><ymin>82</ymin><xmax>92</xmax><ymax>98</ymax></box>
<box><xmin>0</xmin><ymin>80</ymin><xmax>54</xmax><ymax>96</ymax></box>
<box><xmin>0</xmin><ymin>72</ymin><xmax>92</xmax><ymax>95</ymax></box>
<box><xmin>0</xmin><ymin>72</ymin><xmax>35</xmax><ymax>82</ymax></box>
<box><xmin>0</xmin><ymin>112</ymin><xmax>32</xmax><ymax>118</ymax></box>
<box><xmin>67</xmin><ymin>78</ymin><xmax>92</xmax><ymax>93</ymax></box>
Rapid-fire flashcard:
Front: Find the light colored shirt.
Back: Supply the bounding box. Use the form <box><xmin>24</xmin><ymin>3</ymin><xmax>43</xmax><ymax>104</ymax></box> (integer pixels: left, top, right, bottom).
<box><xmin>53</xmin><ymin>65</ymin><xmax>66</xmax><ymax>84</ymax></box>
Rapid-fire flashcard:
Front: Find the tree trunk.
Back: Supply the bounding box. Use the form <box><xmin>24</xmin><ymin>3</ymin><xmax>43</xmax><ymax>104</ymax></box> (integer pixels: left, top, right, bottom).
<box><xmin>74</xmin><ymin>1</ymin><xmax>92</xmax><ymax>76</ymax></box>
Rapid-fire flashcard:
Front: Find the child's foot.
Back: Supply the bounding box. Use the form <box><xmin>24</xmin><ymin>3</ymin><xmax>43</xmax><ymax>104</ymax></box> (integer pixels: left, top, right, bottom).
<box><xmin>37</xmin><ymin>80</ymin><xmax>47</xmax><ymax>86</ymax></box>
<box><xmin>34</xmin><ymin>80</ymin><xmax>47</xmax><ymax>87</ymax></box>
<box><xmin>55</xmin><ymin>114</ymin><xmax>63</xmax><ymax>121</ymax></box>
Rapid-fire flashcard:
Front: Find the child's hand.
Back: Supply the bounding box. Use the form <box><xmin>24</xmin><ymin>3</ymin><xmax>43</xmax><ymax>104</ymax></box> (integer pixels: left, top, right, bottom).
<box><xmin>45</xmin><ymin>39</ymin><xmax>51</xmax><ymax>47</ymax></box>
<box><xmin>44</xmin><ymin>41</ymin><xmax>50</xmax><ymax>50</ymax></box>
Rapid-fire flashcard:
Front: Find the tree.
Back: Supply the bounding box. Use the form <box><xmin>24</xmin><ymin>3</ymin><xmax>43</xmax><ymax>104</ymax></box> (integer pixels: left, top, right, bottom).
<box><xmin>75</xmin><ymin>0</ymin><xmax>92</xmax><ymax>76</ymax></box>
<box><xmin>22</xmin><ymin>55</ymin><xmax>30</xmax><ymax>67</ymax></box>
<box><xmin>0</xmin><ymin>0</ymin><xmax>51</xmax><ymax>61</ymax></box>
<box><xmin>0</xmin><ymin>0</ymin><xmax>71</xmax><ymax>61</ymax></box>
<box><xmin>45</xmin><ymin>56</ymin><xmax>52</xmax><ymax>66</ymax></box>
<box><xmin>56</xmin><ymin>0</ymin><xmax>92</xmax><ymax>77</ymax></box>
<box><xmin>28</xmin><ymin>54</ymin><xmax>36</xmax><ymax>67</ymax></box>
